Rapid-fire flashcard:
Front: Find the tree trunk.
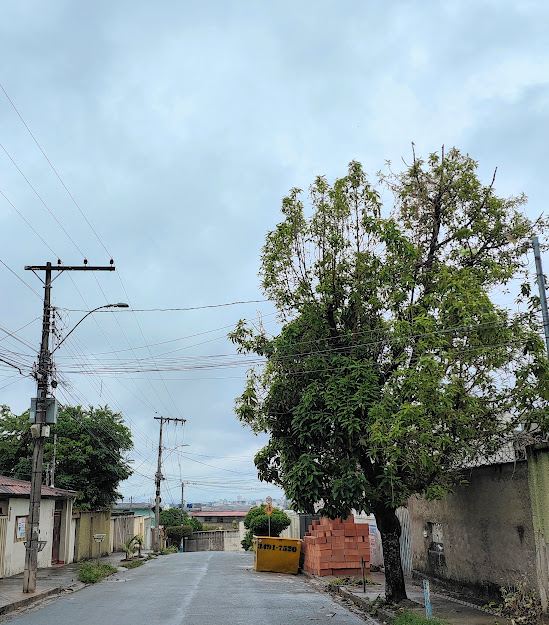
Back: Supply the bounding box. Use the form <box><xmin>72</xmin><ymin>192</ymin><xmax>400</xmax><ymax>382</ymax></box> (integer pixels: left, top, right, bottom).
<box><xmin>374</xmin><ymin>504</ymin><xmax>408</xmax><ymax>603</ymax></box>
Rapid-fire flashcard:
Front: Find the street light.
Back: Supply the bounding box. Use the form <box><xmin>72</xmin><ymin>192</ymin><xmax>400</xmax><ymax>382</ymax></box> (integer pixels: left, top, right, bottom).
<box><xmin>51</xmin><ymin>303</ymin><xmax>129</xmax><ymax>354</ymax></box>
<box><xmin>23</xmin><ymin>301</ymin><xmax>128</xmax><ymax>593</ymax></box>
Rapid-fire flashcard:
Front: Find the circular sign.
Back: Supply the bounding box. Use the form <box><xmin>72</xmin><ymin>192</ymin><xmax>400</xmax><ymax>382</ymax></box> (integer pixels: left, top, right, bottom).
<box><xmin>266</xmin><ymin>496</ymin><xmax>273</xmax><ymax>504</ymax></box>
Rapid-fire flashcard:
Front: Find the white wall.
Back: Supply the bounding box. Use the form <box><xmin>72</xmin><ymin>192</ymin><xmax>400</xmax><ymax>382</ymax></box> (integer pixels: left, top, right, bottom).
<box><xmin>3</xmin><ymin>498</ymin><xmax>55</xmax><ymax>577</ymax></box>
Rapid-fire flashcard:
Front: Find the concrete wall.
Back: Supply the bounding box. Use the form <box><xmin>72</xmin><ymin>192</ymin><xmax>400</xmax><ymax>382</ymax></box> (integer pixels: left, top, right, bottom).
<box><xmin>527</xmin><ymin>444</ymin><xmax>549</xmax><ymax>611</ymax></box>
<box><xmin>223</xmin><ymin>530</ymin><xmax>242</xmax><ymax>552</ymax></box>
<box><xmin>409</xmin><ymin>460</ymin><xmax>537</xmax><ymax>601</ymax></box>
<box><xmin>185</xmin><ymin>530</ymin><xmax>243</xmax><ymax>552</ymax></box>
<box><xmin>3</xmin><ymin>498</ymin><xmax>55</xmax><ymax>577</ymax></box>
<box><xmin>280</xmin><ymin>511</ymin><xmax>300</xmax><ymax>539</ymax></box>
<box><xmin>74</xmin><ymin>510</ymin><xmax>111</xmax><ymax>561</ymax></box>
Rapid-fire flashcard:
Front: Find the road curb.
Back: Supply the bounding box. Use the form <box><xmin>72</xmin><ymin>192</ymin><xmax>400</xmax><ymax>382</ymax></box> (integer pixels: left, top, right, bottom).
<box><xmin>337</xmin><ymin>587</ymin><xmax>396</xmax><ymax>623</ymax></box>
<box><xmin>0</xmin><ymin>587</ymin><xmax>62</xmax><ymax>616</ymax></box>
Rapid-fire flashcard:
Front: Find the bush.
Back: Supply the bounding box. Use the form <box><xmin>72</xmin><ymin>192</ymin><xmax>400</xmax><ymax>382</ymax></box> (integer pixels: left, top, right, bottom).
<box><xmin>394</xmin><ymin>612</ymin><xmax>449</xmax><ymax>625</ymax></box>
<box><xmin>241</xmin><ymin>505</ymin><xmax>291</xmax><ymax>551</ymax></box>
<box><xmin>120</xmin><ymin>560</ymin><xmax>144</xmax><ymax>569</ymax></box>
<box><xmin>159</xmin><ymin>508</ymin><xmax>183</xmax><ymax>527</ymax></box>
<box><xmin>486</xmin><ymin>582</ymin><xmax>543</xmax><ymax>625</ymax></box>
<box><xmin>165</xmin><ymin>525</ymin><xmax>193</xmax><ymax>545</ymax></box>
<box><xmin>78</xmin><ymin>562</ymin><xmax>118</xmax><ymax>584</ymax></box>
<box><xmin>160</xmin><ymin>546</ymin><xmax>179</xmax><ymax>554</ymax></box>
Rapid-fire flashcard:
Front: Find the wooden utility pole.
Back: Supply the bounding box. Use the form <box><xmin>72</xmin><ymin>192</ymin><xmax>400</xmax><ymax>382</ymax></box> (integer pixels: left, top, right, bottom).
<box><xmin>153</xmin><ymin>416</ymin><xmax>186</xmax><ymax>551</ymax></box>
<box><xmin>22</xmin><ymin>262</ymin><xmax>115</xmax><ymax>593</ymax></box>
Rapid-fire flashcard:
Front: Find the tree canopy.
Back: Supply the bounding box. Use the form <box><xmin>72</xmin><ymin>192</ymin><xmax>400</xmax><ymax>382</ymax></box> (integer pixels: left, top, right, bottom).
<box><xmin>241</xmin><ymin>505</ymin><xmax>291</xmax><ymax>550</ymax></box>
<box><xmin>0</xmin><ymin>404</ymin><xmax>133</xmax><ymax>510</ymax></box>
<box><xmin>230</xmin><ymin>147</ymin><xmax>549</xmax><ymax>601</ymax></box>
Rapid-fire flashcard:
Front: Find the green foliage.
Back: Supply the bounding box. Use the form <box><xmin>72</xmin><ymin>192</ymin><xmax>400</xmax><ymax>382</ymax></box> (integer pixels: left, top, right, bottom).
<box><xmin>165</xmin><ymin>525</ymin><xmax>193</xmax><ymax>544</ymax></box>
<box><xmin>187</xmin><ymin>515</ymin><xmax>203</xmax><ymax>531</ymax></box>
<box><xmin>120</xmin><ymin>559</ymin><xmax>144</xmax><ymax>569</ymax></box>
<box><xmin>241</xmin><ymin>505</ymin><xmax>291</xmax><ymax>550</ymax></box>
<box><xmin>393</xmin><ymin>612</ymin><xmax>449</xmax><ymax>625</ymax></box>
<box><xmin>0</xmin><ymin>405</ymin><xmax>133</xmax><ymax>510</ymax></box>
<box><xmin>230</xmin><ymin>148</ymin><xmax>549</xmax><ymax>596</ymax></box>
<box><xmin>160</xmin><ymin>546</ymin><xmax>179</xmax><ymax>554</ymax></box>
<box><xmin>328</xmin><ymin>576</ymin><xmax>376</xmax><ymax>588</ymax></box>
<box><xmin>78</xmin><ymin>561</ymin><xmax>118</xmax><ymax>583</ymax></box>
<box><xmin>120</xmin><ymin>534</ymin><xmax>144</xmax><ymax>560</ymax></box>
<box><xmin>159</xmin><ymin>508</ymin><xmax>183</xmax><ymax>527</ymax></box>
<box><xmin>486</xmin><ymin>582</ymin><xmax>543</xmax><ymax>625</ymax></box>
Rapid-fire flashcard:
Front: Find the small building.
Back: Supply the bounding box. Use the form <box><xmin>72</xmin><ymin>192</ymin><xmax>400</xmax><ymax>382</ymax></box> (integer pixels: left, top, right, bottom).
<box><xmin>0</xmin><ymin>476</ymin><xmax>76</xmax><ymax>578</ymax></box>
<box><xmin>190</xmin><ymin>510</ymin><xmax>248</xmax><ymax>528</ymax></box>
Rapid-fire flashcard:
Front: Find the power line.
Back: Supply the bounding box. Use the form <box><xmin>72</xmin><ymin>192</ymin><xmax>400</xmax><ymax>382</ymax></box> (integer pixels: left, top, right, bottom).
<box><xmin>63</xmin><ymin>299</ymin><xmax>271</xmax><ymax>313</ymax></box>
<box><xmin>0</xmin><ymin>82</ymin><xmax>112</xmax><ymax>258</ymax></box>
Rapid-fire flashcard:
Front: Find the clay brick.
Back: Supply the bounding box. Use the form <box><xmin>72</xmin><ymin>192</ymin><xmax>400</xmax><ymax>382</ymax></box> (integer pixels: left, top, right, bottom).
<box><xmin>318</xmin><ymin>542</ymin><xmax>332</xmax><ymax>551</ymax></box>
<box><xmin>332</xmin><ymin>530</ymin><xmax>344</xmax><ymax>537</ymax></box>
<box><xmin>338</xmin><ymin>568</ymin><xmax>362</xmax><ymax>577</ymax></box>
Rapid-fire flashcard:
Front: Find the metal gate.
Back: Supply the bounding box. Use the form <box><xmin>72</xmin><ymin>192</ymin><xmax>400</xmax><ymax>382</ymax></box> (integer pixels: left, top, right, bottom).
<box><xmin>0</xmin><ymin>516</ymin><xmax>7</xmax><ymax>578</ymax></box>
<box><xmin>396</xmin><ymin>507</ymin><xmax>413</xmax><ymax>575</ymax></box>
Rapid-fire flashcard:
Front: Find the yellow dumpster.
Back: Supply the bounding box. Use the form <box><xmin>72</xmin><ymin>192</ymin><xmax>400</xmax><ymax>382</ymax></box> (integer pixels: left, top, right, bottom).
<box><xmin>253</xmin><ymin>536</ymin><xmax>302</xmax><ymax>574</ymax></box>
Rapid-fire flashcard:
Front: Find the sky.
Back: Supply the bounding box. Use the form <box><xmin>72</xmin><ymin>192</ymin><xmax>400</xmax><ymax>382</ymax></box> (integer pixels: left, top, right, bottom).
<box><xmin>0</xmin><ymin>0</ymin><xmax>548</xmax><ymax>506</ymax></box>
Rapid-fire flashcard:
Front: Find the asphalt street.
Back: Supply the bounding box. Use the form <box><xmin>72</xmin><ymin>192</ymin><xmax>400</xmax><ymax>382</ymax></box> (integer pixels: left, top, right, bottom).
<box><xmin>3</xmin><ymin>552</ymin><xmax>369</xmax><ymax>624</ymax></box>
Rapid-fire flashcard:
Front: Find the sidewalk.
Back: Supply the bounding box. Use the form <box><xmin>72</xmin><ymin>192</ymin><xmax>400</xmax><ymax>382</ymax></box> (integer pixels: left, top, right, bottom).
<box><xmin>0</xmin><ymin>553</ymin><xmax>124</xmax><ymax>617</ymax></box>
<box><xmin>316</xmin><ymin>571</ymin><xmax>511</xmax><ymax>625</ymax></box>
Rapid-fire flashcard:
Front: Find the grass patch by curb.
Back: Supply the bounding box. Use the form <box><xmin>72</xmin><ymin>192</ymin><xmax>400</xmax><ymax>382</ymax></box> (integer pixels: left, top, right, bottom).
<box><xmin>120</xmin><ymin>560</ymin><xmax>145</xmax><ymax>569</ymax></box>
<box><xmin>393</xmin><ymin>611</ymin><xmax>449</xmax><ymax>625</ymax></box>
<box><xmin>78</xmin><ymin>562</ymin><xmax>118</xmax><ymax>584</ymax></box>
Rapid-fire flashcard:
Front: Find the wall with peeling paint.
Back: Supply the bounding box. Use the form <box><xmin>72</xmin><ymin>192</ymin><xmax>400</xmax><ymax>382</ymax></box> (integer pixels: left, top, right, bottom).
<box><xmin>527</xmin><ymin>443</ymin><xmax>549</xmax><ymax>611</ymax></box>
<box><xmin>409</xmin><ymin>460</ymin><xmax>538</xmax><ymax>603</ymax></box>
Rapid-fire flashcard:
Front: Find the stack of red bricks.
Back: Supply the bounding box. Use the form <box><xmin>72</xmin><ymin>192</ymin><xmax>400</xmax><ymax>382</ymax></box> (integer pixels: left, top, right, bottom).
<box><xmin>302</xmin><ymin>516</ymin><xmax>370</xmax><ymax>577</ymax></box>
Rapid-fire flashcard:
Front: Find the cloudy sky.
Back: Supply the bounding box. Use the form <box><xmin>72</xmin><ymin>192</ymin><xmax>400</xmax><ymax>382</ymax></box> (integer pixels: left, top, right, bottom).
<box><xmin>0</xmin><ymin>0</ymin><xmax>547</xmax><ymax>505</ymax></box>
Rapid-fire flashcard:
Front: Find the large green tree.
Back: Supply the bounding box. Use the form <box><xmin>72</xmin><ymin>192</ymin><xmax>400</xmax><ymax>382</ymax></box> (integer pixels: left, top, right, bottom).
<box><xmin>230</xmin><ymin>148</ymin><xmax>549</xmax><ymax>602</ymax></box>
<box><xmin>0</xmin><ymin>404</ymin><xmax>133</xmax><ymax>509</ymax></box>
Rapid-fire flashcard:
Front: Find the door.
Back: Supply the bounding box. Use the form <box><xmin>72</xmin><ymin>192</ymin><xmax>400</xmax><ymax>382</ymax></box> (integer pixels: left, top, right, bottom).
<box><xmin>51</xmin><ymin>501</ymin><xmax>63</xmax><ymax>564</ymax></box>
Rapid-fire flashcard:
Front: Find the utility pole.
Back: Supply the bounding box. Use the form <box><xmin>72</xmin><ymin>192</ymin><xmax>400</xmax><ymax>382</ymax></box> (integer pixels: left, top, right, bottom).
<box><xmin>153</xmin><ymin>416</ymin><xmax>186</xmax><ymax>551</ymax></box>
<box><xmin>533</xmin><ymin>236</ymin><xmax>549</xmax><ymax>358</ymax></box>
<box><xmin>22</xmin><ymin>261</ymin><xmax>115</xmax><ymax>593</ymax></box>
<box><xmin>181</xmin><ymin>481</ymin><xmax>190</xmax><ymax>520</ymax></box>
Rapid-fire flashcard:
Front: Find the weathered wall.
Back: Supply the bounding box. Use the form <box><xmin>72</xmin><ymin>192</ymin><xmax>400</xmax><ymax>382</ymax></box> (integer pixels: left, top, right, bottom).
<box><xmin>74</xmin><ymin>510</ymin><xmax>111</xmax><ymax>561</ymax></box>
<box><xmin>185</xmin><ymin>530</ymin><xmax>243</xmax><ymax>552</ymax></box>
<box><xmin>3</xmin><ymin>498</ymin><xmax>55</xmax><ymax>577</ymax></box>
<box><xmin>223</xmin><ymin>530</ymin><xmax>242</xmax><ymax>551</ymax></box>
<box><xmin>111</xmin><ymin>514</ymin><xmax>134</xmax><ymax>552</ymax></box>
<box><xmin>409</xmin><ymin>460</ymin><xmax>537</xmax><ymax>601</ymax></box>
<box><xmin>527</xmin><ymin>444</ymin><xmax>549</xmax><ymax>611</ymax></box>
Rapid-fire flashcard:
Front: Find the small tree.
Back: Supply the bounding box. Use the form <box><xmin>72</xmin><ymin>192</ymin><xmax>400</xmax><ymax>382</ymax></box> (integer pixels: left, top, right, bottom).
<box><xmin>241</xmin><ymin>505</ymin><xmax>291</xmax><ymax>550</ymax></box>
<box><xmin>165</xmin><ymin>525</ymin><xmax>193</xmax><ymax>547</ymax></box>
<box><xmin>159</xmin><ymin>508</ymin><xmax>182</xmax><ymax>527</ymax></box>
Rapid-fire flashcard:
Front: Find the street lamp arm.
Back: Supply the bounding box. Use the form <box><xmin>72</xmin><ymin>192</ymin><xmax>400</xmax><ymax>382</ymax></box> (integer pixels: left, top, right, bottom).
<box><xmin>51</xmin><ymin>303</ymin><xmax>128</xmax><ymax>354</ymax></box>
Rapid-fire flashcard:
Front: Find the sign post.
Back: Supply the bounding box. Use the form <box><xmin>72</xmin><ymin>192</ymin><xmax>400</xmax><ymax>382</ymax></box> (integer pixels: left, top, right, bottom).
<box><xmin>265</xmin><ymin>498</ymin><xmax>273</xmax><ymax>536</ymax></box>
<box><xmin>423</xmin><ymin>580</ymin><xmax>432</xmax><ymax>619</ymax></box>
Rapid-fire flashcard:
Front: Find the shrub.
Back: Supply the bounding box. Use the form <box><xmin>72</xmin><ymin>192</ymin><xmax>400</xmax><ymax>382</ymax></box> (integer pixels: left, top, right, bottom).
<box><xmin>241</xmin><ymin>505</ymin><xmax>291</xmax><ymax>551</ymax></box>
<box><xmin>78</xmin><ymin>562</ymin><xmax>118</xmax><ymax>584</ymax></box>
<box><xmin>120</xmin><ymin>560</ymin><xmax>144</xmax><ymax>569</ymax></box>
<box><xmin>160</xmin><ymin>546</ymin><xmax>179</xmax><ymax>554</ymax></box>
<box><xmin>393</xmin><ymin>612</ymin><xmax>449</xmax><ymax>625</ymax></box>
<box><xmin>165</xmin><ymin>525</ymin><xmax>193</xmax><ymax>545</ymax></box>
<box><xmin>486</xmin><ymin>582</ymin><xmax>543</xmax><ymax>625</ymax></box>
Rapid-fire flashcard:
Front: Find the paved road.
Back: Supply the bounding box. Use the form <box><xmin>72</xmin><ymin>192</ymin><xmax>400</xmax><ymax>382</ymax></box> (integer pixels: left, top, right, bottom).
<box><xmin>4</xmin><ymin>552</ymin><xmax>368</xmax><ymax>624</ymax></box>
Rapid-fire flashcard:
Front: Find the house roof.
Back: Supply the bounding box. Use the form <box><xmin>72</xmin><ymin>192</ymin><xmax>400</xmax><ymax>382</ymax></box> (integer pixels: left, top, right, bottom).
<box><xmin>0</xmin><ymin>475</ymin><xmax>77</xmax><ymax>499</ymax></box>
<box><xmin>190</xmin><ymin>510</ymin><xmax>248</xmax><ymax>518</ymax></box>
